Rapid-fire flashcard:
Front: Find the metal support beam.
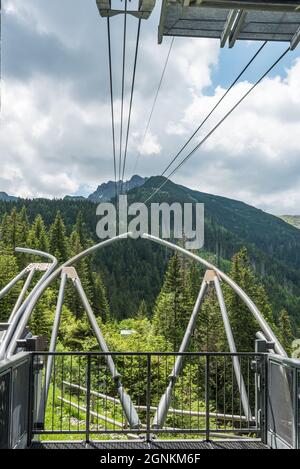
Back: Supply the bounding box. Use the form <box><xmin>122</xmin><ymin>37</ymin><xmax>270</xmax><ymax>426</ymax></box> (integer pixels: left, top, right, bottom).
<box><xmin>291</xmin><ymin>25</ymin><xmax>300</xmax><ymax>50</ymax></box>
<box><xmin>42</xmin><ymin>272</ymin><xmax>67</xmax><ymax>414</ymax></box>
<box><xmin>229</xmin><ymin>10</ymin><xmax>247</xmax><ymax>48</ymax></box>
<box><xmin>220</xmin><ymin>9</ymin><xmax>239</xmax><ymax>47</ymax></box>
<box><xmin>9</xmin><ymin>267</ymin><xmax>36</xmax><ymax>323</ymax></box>
<box><xmin>0</xmin><ymin>267</ymin><xmax>28</xmax><ymax>300</ymax></box>
<box><xmin>152</xmin><ymin>278</ymin><xmax>208</xmax><ymax>429</ymax></box>
<box><xmin>201</xmin><ymin>1</ymin><xmax>300</xmax><ymax>12</ymax></box>
<box><xmin>214</xmin><ymin>275</ymin><xmax>252</xmax><ymax>421</ymax></box>
<box><xmin>73</xmin><ymin>275</ymin><xmax>141</xmax><ymax>429</ymax></box>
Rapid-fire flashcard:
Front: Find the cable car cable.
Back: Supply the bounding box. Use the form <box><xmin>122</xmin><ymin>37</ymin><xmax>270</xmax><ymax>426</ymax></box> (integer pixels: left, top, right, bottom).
<box><xmin>121</xmin><ymin>18</ymin><xmax>142</xmax><ymax>193</ymax></box>
<box><xmin>119</xmin><ymin>0</ymin><xmax>128</xmax><ymax>192</ymax></box>
<box><xmin>161</xmin><ymin>40</ymin><xmax>267</xmax><ymax>177</ymax></box>
<box><xmin>106</xmin><ymin>17</ymin><xmax>118</xmax><ymax>199</ymax></box>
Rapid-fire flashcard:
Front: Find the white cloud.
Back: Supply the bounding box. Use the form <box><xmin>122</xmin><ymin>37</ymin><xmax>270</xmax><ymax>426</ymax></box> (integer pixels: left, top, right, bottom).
<box><xmin>167</xmin><ymin>58</ymin><xmax>300</xmax><ymax>214</ymax></box>
<box><xmin>137</xmin><ymin>131</ymin><xmax>161</xmax><ymax>156</ymax></box>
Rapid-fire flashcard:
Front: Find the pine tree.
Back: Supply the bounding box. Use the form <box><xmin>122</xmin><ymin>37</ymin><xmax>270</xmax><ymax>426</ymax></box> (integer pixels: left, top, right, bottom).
<box><xmin>29</xmin><ymin>289</ymin><xmax>56</xmax><ymax>340</ymax></box>
<box><xmin>0</xmin><ymin>208</ymin><xmax>29</xmax><ymax>259</ymax></box>
<box><xmin>27</xmin><ymin>214</ymin><xmax>49</xmax><ymax>253</ymax></box>
<box><xmin>224</xmin><ymin>248</ymin><xmax>276</xmax><ymax>352</ymax></box>
<box><xmin>278</xmin><ymin>309</ymin><xmax>293</xmax><ymax>356</ymax></box>
<box><xmin>65</xmin><ymin>231</ymin><xmax>91</xmax><ymax>319</ymax></box>
<box><xmin>92</xmin><ymin>272</ymin><xmax>110</xmax><ymax>323</ymax></box>
<box><xmin>152</xmin><ymin>254</ymin><xmax>193</xmax><ymax>350</ymax></box>
<box><xmin>18</xmin><ymin>207</ymin><xmax>29</xmax><ymax>246</ymax></box>
<box><xmin>74</xmin><ymin>211</ymin><xmax>89</xmax><ymax>249</ymax></box>
<box><xmin>193</xmin><ymin>286</ymin><xmax>224</xmax><ymax>352</ymax></box>
<box><xmin>137</xmin><ymin>299</ymin><xmax>148</xmax><ymax>319</ymax></box>
<box><xmin>49</xmin><ymin>211</ymin><xmax>69</xmax><ymax>263</ymax></box>
<box><xmin>0</xmin><ymin>254</ymin><xmax>21</xmax><ymax>322</ymax></box>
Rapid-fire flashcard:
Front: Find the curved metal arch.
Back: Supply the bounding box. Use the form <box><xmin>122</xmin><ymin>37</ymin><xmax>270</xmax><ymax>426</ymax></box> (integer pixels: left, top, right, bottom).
<box><xmin>4</xmin><ymin>234</ymin><xmax>129</xmax><ymax>358</ymax></box>
<box><xmin>0</xmin><ymin>248</ymin><xmax>58</xmax><ymax>360</ymax></box>
<box><xmin>4</xmin><ymin>232</ymin><xmax>286</xmax><ymax>358</ymax></box>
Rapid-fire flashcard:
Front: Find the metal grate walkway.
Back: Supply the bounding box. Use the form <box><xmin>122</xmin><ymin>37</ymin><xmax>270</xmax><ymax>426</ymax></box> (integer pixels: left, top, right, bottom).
<box><xmin>30</xmin><ymin>440</ymin><xmax>269</xmax><ymax>450</ymax></box>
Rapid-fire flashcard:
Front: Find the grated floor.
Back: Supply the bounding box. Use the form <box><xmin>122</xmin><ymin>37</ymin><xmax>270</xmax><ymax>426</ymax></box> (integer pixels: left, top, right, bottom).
<box><xmin>30</xmin><ymin>440</ymin><xmax>269</xmax><ymax>450</ymax></box>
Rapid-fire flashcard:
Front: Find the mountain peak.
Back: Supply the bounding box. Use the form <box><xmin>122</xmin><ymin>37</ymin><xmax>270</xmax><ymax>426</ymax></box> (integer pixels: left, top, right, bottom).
<box><xmin>0</xmin><ymin>192</ymin><xmax>18</xmax><ymax>202</ymax></box>
<box><xmin>88</xmin><ymin>175</ymin><xmax>147</xmax><ymax>203</ymax></box>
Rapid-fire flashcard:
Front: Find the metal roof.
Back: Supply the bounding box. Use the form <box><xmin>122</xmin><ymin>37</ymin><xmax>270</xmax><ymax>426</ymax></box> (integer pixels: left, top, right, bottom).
<box><xmin>158</xmin><ymin>0</ymin><xmax>300</xmax><ymax>49</ymax></box>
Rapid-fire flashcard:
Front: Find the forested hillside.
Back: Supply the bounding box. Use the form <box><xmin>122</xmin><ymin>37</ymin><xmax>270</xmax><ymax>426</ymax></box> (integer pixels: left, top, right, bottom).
<box><xmin>0</xmin><ymin>176</ymin><xmax>300</xmax><ymax>332</ymax></box>
<box><xmin>0</xmin><ymin>206</ymin><xmax>294</xmax><ymax>356</ymax></box>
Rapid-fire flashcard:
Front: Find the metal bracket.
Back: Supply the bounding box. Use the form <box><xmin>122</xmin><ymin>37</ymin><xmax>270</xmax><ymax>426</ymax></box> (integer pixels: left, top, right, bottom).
<box><xmin>291</xmin><ymin>25</ymin><xmax>300</xmax><ymax>50</ymax></box>
<box><xmin>96</xmin><ymin>0</ymin><xmax>156</xmax><ymax>20</ymax></box>
<box><xmin>62</xmin><ymin>267</ymin><xmax>79</xmax><ymax>280</ymax></box>
<box><xmin>220</xmin><ymin>10</ymin><xmax>239</xmax><ymax>47</ymax></box>
<box><xmin>16</xmin><ymin>336</ymin><xmax>48</xmax><ymax>352</ymax></box>
<box><xmin>27</xmin><ymin>263</ymin><xmax>51</xmax><ymax>272</ymax></box>
<box><xmin>229</xmin><ymin>10</ymin><xmax>247</xmax><ymax>48</ymax></box>
<box><xmin>203</xmin><ymin>269</ymin><xmax>218</xmax><ymax>283</ymax></box>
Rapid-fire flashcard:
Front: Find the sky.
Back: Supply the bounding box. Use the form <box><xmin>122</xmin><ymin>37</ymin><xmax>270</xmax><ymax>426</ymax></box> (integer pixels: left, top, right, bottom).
<box><xmin>0</xmin><ymin>0</ymin><xmax>300</xmax><ymax>215</ymax></box>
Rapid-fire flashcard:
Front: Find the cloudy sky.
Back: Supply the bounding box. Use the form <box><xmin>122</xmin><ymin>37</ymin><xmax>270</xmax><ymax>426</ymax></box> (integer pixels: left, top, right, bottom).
<box><xmin>1</xmin><ymin>0</ymin><xmax>300</xmax><ymax>214</ymax></box>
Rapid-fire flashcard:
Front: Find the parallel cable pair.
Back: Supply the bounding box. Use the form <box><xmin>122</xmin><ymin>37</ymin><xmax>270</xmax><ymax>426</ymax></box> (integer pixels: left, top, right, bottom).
<box><xmin>106</xmin><ymin>2</ymin><xmax>142</xmax><ymax>198</ymax></box>
<box><xmin>142</xmin><ymin>44</ymin><xmax>290</xmax><ymax>206</ymax></box>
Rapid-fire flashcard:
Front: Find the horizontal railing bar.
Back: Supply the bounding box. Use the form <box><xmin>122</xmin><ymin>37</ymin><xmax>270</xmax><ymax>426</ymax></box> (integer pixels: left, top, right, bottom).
<box><xmin>58</xmin><ymin>396</ymin><xmax>185</xmax><ymax>432</ymax></box>
<box><xmin>57</xmin><ymin>396</ymin><xmax>125</xmax><ymax>428</ymax></box>
<box><xmin>149</xmin><ymin>429</ymin><xmax>260</xmax><ymax>435</ymax></box>
<box><xmin>62</xmin><ymin>380</ymin><xmax>253</xmax><ymax>422</ymax></box>
<box><xmin>32</xmin><ymin>351</ymin><xmax>264</xmax><ymax>357</ymax></box>
<box><xmin>33</xmin><ymin>428</ymin><xmax>259</xmax><ymax>435</ymax></box>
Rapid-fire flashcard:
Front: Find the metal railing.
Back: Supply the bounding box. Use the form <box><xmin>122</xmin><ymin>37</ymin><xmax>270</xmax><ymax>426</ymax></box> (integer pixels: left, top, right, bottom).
<box><xmin>267</xmin><ymin>354</ymin><xmax>300</xmax><ymax>449</ymax></box>
<box><xmin>0</xmin><ymin>352</ymin><xmax>32</xmax><ymax>449</ymax></box>
<box><xmin>29</xmin><ymin>352</ymin><xmax>266</xmax><ymax>443</ymax></box>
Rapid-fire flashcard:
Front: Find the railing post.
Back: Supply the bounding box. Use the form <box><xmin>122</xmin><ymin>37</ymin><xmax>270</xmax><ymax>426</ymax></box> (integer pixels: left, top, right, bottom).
<box><xmin>86</xmin><ymin>354</ymin><xmax>91</xmax><ymax>445</ymax></box>
<box><xmin>27</xmin><ymin>353</ymin><xmax>35</xmax><ymax>448</ymax></box>
<box><xmin>262</xmin><ymin>354</ymin><xmax>268</xmax><ymax>444</ymax></box>
<box><xmin>205</xmin><ymin>354</ymin><xmax>210</xmax><ymax>442</ymax></box>
<box><xmin>146</xmin><ymin>354</ymin><xmax>151</xmax><ymax>443</ymax></box>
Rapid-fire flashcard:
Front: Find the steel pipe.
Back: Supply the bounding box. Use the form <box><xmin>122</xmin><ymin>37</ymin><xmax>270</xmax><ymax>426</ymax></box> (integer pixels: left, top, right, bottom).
<box><xmin>9</xmin><ymin>267</ymin><xmax>36</xmax><ymax>323</ymax></box>
<box><xmin>73</xmin><ymin>276</ymin><xmax>141</xmax><ymax>429</ymax></box>
<box><xmin>0</xmin><ymin>267</ymin><xmax>28</xmax><ymax>300</ymax></box>
<box><xmin>44</xmin><ymin>273</ymin><xmax>67</xmax><ymax>400</ymax></box>
<box><xmin>214</xmin><ymin>275</ymin><xmax>251</xmax><ymax>420</ymax></box>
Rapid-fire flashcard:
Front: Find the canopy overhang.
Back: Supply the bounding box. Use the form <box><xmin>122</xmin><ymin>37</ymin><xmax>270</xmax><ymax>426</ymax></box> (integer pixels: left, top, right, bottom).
<box><xmin>158</xmin><ymin>0</ymin><xmax>300</xmax><ymax>48</ymax></box>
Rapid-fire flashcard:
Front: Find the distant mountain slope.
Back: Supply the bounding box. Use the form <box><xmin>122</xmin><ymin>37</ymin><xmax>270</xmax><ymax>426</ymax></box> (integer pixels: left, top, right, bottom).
<box><xmin>280</xmin><ymin>215</ymin><xmax>300</xmax><ymax>229</ymax></box>
<box><xmin>64</xmin><ymin>195</ymin><xmax>86</xmax><ymax>201</ymax></box>
<box><xmin>0</xmin><ymin>192</ymin><xmax>18</xmax><ymax>202</ymax></box>
<box><xmin>88</xmin><ymin>175</ymin><xmax>146</xmax><ymax>202</ymax></box>
<box><xmin>129</xmin><ymin>176</ymin><xmax>300</xmax><ymax>268</ymax></box>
